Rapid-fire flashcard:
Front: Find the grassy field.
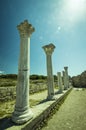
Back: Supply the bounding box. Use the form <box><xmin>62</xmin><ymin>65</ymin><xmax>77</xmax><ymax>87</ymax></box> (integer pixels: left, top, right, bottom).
<box><xmin>0</xmin><ymin>77</ymin><xmax>47</xmax><ymax>87</ymax></box>
<box><xmin>0</xmin><ymin>78</ymin><xmax>17</xmax><ymax>87</ymax></box>
<box><xmin>0</xmin><ymin>98</ymin><xmax>42</xmax><ymax>119</ymax></box>
<box><xmin>0</xmin><ymin>76</ymin><xmax>57</xmax><ymax>119</ymax></box>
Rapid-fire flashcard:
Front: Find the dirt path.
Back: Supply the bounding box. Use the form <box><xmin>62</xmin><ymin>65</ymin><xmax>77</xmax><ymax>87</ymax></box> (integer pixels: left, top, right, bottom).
<box><xmin>30</xmin><ymin>90</ymin><xmax>47</xmax><ymax>101</ymax></box>
<box><xmin>0</xmin><ymin>89</ymin><xmax>58</xmax><ymax>119</ymax></box>
<box><xmin>30</xmin><ymin>89</ymin><xmax>57</xmax><ymax>101</ymax></box>
<box><xmin>42</xmin><ymin>88</ymin><xmax>86</xmax><ymax>130</ymax></box>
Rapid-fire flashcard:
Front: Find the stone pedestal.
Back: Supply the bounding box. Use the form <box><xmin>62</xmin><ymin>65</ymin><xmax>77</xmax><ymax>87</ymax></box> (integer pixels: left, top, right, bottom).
<box><xmin>64</xmin><ymin>66</ymin><xmax>69</xmax><ymax>89</ymax></box>
<box><xmin>57</xmin><ymin>72</ymin><xmax>63</xmax><ymax>93</ymax></box>
<box><xmin>12</xmin><ymin>20</ymin><xmax>35</xmax><ymax>124</ymax></box>
<box><xmin>42</xmin><ymin>43</ymin><xmax>55</xmax><ymax>100</ymax></box>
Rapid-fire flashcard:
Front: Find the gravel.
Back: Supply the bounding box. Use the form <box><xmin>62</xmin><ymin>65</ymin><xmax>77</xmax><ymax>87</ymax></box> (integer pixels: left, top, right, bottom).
<box><xmin>41</xmin><ymin>88</ymin><xmax>86</xmax><ymax>130</ymax></box>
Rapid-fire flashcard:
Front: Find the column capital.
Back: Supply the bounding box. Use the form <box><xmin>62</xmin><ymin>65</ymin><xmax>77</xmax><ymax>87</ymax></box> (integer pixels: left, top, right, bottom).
<box><xmin>42</xmin><ymin>43</ymin><xmax>55</xmax><ymax>55</ymax></box>
<box><xmin>17</xmin><ymin>20</ymin><xmax>35</xmax><ymax>38</ymax></box>
<box><xmin>64</xmin><ymin>66</ymin><xmax>68</xmax><ymax>70</ymax></box>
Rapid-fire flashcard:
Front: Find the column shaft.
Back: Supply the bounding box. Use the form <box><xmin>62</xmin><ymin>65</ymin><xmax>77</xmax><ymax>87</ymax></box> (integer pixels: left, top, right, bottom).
<box><xmin>12</xmin><ymin>20</ymin><xmax>35</xmax><ymax>124</ymax></box>
<box><xmin>46</xmin><ymin>54</ymin><xmax>54</xmax><ymax>98</ymax></box>
<box><xmin>57</xmin><ymin>72</ymin><xmax>63</xmax><ymax>93</ymax></box>
<box><xmin>16</xmin><ymin>37</ymin><xmax>30</xmax><ymax>109</ymax></box>
<box><xmin>64</xmin><ymin>67</ymin><xmax>69</xmax><ymax>89</ymax></box>
<box><xmin>63</xmin><ymin>71</ymin><xmax>67</xmax><ymax>90</ymax></box>
<box><xmin>42</xmin><ymin>43</ymin><xmax>55</xmax><ymax>100</ymax></box>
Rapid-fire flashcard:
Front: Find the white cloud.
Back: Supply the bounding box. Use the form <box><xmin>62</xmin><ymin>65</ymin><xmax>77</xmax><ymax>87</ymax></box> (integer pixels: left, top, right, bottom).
<box><xmin>0</xmin><ymin>71</ymin><xmax>4</xmax><ymax>74</ymax></box>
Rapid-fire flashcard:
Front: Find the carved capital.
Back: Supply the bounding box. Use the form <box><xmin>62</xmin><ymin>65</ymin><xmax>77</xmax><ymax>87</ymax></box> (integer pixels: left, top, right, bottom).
<box><xmin>64</xmin><ymin>66</ymin><xmax>68</xmax><ymax>71</ymax></box>
<box><xmin>42</xmin><ymin>43</ymin><xmax>55</xmax><ymax>55</ymax></box>
<box><xmin>17</xmin><ymin>20</ymin><xmax>35</xmax><ymax>38</ymax></box>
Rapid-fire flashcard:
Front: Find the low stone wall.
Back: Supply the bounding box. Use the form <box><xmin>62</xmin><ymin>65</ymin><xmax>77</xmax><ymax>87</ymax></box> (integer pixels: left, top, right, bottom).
<box><xmin>0</xmin><ymin>82</ymin><xmax>57</xmax><ymax>102</ymax></box>
<box><xmin>30</xmin><ymin>83</ymin><xmax>47</xmax><ymax>94</ymax></box>
<box><xmin>0</xmin><ymin>87</ymin><xmax>16</xmax><ymax>101</ymax></box>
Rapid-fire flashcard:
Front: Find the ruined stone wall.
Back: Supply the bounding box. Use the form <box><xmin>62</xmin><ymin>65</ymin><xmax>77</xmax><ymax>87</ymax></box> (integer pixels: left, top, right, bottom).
<box><xmin>0</xmin><ymin>87</ymin><xmax>16</xmax><ymax>101</ymax></box>
<box><xmin>0</xmin><ymin>82</ymin><xmax>57</xmax><ymax>102</ymax></box>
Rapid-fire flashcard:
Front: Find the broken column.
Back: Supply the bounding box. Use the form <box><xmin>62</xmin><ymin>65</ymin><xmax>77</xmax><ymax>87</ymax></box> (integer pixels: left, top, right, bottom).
<box><xmin>57</xmin><ymin>72</ymin><xmax>63</xmax><ymax>93</ymax></box>
<box><xmin>42</xmin><ymin>43</ymin><xmax>55</xmax><ymax>100</ymax></box>
<box><xmin>64</xmin><ymin>66</ymin><xmax>69</xmax><ymax>89</ymax></box>
<box><xmin>12</xmin><ymin>20</ymin><xmax>35</xmax><ymax>124</ymax></box>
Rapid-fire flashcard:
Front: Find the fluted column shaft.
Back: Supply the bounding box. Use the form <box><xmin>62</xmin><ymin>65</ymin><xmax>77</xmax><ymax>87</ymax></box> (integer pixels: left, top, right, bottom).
<box><xmin>57</xmin><ymin>72</ymin><xmax>63</xmax><ymax>93</ymax></box>
<box><xmin>42</xmin><ymin>44</ymin><xmax>55</xmax><ymax>100</ymax></box>
<box><xmin>47</xmin><ymin>53</ymin><xmax>54</xmax><ymax>98</ymax></box>
<box><xmin>64</xmin><ymin>67</ymin><xmax>69</xmax><ymax>89</ymax></box>
<box><xmin>62</xmin><ymin>71</ymin><xmax>67</xmax><ymax>90</ymax></box>
<box><xmin>12</xmin><ymin>20</ymin><xmax>35</xmax><ymax>124</ymax></box>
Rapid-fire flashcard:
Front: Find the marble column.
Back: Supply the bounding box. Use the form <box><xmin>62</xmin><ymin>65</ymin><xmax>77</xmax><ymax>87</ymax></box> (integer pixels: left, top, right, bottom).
<box><xmin>42</xmin><ymin>43</ymin><xmax>55</xmax><ymax>100</ymax></box>
<box><xmin>12</xmin><ymin>20</ymin><xmax>35</xmax><ymax>124</ymax></box>
<box><xmin>64</xmin><ymin>66</ymin><xmax>69</xmax><ymax>89</ymax></box>
<box><xmin>57</xmin><ymin>72</ymin><xmax>63</xmax><ymax>93</ymax></box>
<box><xmin>62</xmin><ymin>71</ymin><xmax>67</xmax><ymax>90</ymax></box>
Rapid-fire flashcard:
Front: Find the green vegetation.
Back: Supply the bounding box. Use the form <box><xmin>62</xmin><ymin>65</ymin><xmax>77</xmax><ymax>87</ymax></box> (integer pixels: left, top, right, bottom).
<box><xmin>0</xmin><ymin>74</ymin><xmax>17</xmax><ymax>80</ymax></box>
<box><xmin>0</xmin><ymin>100</ymin><xmax>15</xmax><ymax>118</ymax></box>
<box><xmin>0</xmin><ymin>79</ymin><xmax>17</xmax><ymax>87</ymax></box>
<box><xmin>0</xmin><ymin>98</ymin><xmax>42</xmax><ymax>119</ymax></box>
<box><xmin>72</xmin><ymin>71</ymin><xmax>86</xmax><ymax>88</ymax></box>
<box><xmin>0</xmin><ymin>74</ymin><xmax>58</xmax><ymax>118</ymax></box>
<box><xmin>0</xmin><ymin>74</ymin><xmax>58</xmax><ymax>87</ymax></box>
<box><xmin>30</xmin><ymin>75</ymin><xmax>47</xmax><ymax>80</ymax></box>
<box><xmin>0</xmin><ymin>74</ymin><xmax>17</xmax><ymax>87</ymax></box>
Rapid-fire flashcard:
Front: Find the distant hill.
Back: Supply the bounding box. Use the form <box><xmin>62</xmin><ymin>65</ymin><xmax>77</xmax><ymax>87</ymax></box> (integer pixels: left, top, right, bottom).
<box><xmin>0</xmin><ymin>74</ymin><xmax>17</xmax><ymax>79</ymax></box>
<box><xmin>0</xmin><ymin>74</ymin><xmax>58</xmax><ymax>81</ymax></box>
<box><xmin>72</xmin><ymin>71</ymin><xmax>86</xmax><ymax>88</ymax></box>
<box><xmin>0</xmin><ymin>74</ymin><xmax>46</xmax><ymax>80</ymax></box>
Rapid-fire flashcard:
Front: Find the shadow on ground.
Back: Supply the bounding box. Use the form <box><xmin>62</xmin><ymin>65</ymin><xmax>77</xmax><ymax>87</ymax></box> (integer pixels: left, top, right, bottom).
<box><xmin>38</xmin><ymin>99</ymin><xmax>48</xmax><ymax>105</ymax></box>
<box><xmin>0</xmin><ymin>116</ymin><xmax>19</xmax><ymax>130</ymax></box>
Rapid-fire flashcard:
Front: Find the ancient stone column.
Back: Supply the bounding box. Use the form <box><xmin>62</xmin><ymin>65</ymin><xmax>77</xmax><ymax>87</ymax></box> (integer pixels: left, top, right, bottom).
<box><xmin>12</xmin><ymin>20</ymin><xmax>35</xmax><ymax>124</ymax></box>
<box><xmin>42</xmin><ymin>43</ymin><xmax>55</xmax><ymax>100</ymax></box>
<box><xmin>64</xmin><ymin>66</ymin><xmax>69</xmax><ymax>89</ymax></box>
<box><xmin>57</xmin><ymin>72</ymin><xmax>63</xmax><ymax>93</ymax></box>
<box><xmin>62</xmin><ymin>71</ymin><xmax>67</xmax><ymax>90</ymax></box>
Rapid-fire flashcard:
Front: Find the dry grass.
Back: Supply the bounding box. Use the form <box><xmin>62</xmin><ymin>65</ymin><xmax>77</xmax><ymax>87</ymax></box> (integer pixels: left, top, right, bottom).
<box><xmin>0</xmin><ymin>78</ymin><xmax>17</xmax><ymax>87</ymax></box>
<box><xmin>0</xmin><ymin>98</ymin><xmax>42</xmax><ymax>119</ymax></box>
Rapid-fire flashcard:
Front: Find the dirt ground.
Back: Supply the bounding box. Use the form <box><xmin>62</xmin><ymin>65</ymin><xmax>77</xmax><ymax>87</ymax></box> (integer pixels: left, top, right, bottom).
<box><xmin>42</xmin><ymin>88</ymin><xmax>86</xmax><ymax>130</ymax></box>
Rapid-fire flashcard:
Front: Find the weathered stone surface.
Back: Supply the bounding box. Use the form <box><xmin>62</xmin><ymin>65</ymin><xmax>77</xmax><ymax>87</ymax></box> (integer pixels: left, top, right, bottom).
<box><xmin>62</xmin><ymin>71</ymin><xmax>67</xmax><ymax>90</ymax></box>
<box><xmin>17</xmin><ymin>20</ymin><xmax>35</xmax><ymax>38</ymax></box>
<box><xmin>0</xmin><ymin>87</ymin><xmax>16</xmax><ymax>101</ymax></box>
<box><xmin>42</xmin><ymin>43</ymin><xmax>56</xmax><ymax>100</ymax></box>
<box><xmin>64</xmin><ymin>67</ymin><xmax>69</xmax><ymax>89</ymax></box>
<box><xmin>12</xmin><ymin>20</ymin><xmax>35</xmax><ymax>124</ymax></box>
<box><xmin>57</xmin><ymin>72</ymin><xmax>63</xmax><ymax>93</ymax></box>
<box><xmin>0</xmin><ymin>83</ymin><xmax>48</xmax><ymax>101</ymax></box>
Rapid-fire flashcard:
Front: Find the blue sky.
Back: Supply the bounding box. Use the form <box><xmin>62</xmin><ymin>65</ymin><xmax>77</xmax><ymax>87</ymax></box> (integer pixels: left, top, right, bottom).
<box><xmin>0</xmin><ymin>0</ymin><xmax>86</xmax><ymax>76</ymax></box>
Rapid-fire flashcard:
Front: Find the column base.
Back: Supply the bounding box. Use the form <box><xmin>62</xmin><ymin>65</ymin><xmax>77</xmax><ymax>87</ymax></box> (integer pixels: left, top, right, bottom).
<box><xmin>47</xmin><ymin>95</ymin><xmax>56</xmax><ymax>100</ymax></box>
<box><xmin>12</xmin><ymin>109</ymin><xmax>33</xmax><ymax>124</ymax></box>
<box><xmin>56</xmin><ymin>90</ymin><xmax>63</xmax><ymax>94</ymax></box>
<box><xmin>64</xmin><ymin>88</ymin><xmax>67</xmax><ymax>90</ymax></box>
